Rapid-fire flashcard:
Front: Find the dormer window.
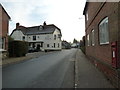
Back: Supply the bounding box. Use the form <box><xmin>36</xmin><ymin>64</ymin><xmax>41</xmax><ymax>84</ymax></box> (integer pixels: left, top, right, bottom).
<box><xmin>39</xmin><ymin>25</ymin><xmax>43</xmax><ymax>30</ymax></box>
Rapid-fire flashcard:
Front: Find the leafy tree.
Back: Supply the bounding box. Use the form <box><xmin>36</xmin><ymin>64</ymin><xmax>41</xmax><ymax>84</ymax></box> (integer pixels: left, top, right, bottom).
<box><xmin>73</xmin><ymin>38</ymin><xmax>78</xmax><ymax>43</ymax></box>
<box><xmin>8</xmin><ymin>35</ymin><xmax>14</xmax><ymax>42</ymax></box>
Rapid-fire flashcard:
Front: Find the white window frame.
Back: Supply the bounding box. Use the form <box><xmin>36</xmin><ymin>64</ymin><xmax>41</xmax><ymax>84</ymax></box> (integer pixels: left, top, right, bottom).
<box><xmin>99</xmin><ymin>17</ymin><xmax>109</xmax><ymax>45</ymax></box>
<box><xmin>87</xmin><ymin>34</ymin><xmax>90</xmax><ymax>46</ymax></box>
<box><xmin>86</xmin><ymin>12</ymin><xmax>88</xmax><ymax>21</ymax></box>
<box><xmin>91</xmin><ymin>30</ymin><xmax>95</xmax><ymax>46</ymax></box>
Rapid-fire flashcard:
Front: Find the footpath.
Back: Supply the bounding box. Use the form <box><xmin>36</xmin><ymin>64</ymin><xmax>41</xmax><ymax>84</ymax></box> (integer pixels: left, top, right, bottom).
<box><xmin>0</xmin><ymin>51</ymin><xmax>52</xmax><ymax>67</ymax></box>
<box><xmin>75</xmin><ymin>49</ymin><xmax>114</xmax><ymax>88</ymax></box>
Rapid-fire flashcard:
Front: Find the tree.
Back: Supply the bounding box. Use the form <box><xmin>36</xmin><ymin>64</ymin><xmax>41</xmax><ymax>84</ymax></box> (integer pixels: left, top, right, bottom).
<box><xmin>73</xmin><ymin>38</ymin><xmax>78</xmax><ymax>43</ymax></box>
<box><xmin>8</xmin><ymin>35</ymin><xmax>14</xmax><ymax>42</ymax></box>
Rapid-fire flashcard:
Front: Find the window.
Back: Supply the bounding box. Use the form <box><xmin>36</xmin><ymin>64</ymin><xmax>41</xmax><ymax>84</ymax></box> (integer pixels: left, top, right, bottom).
<box><xmin>54</xmin><ymin>43</ymin><xmax>55</xmax><ymax>48</ymax></box>
<box><xmin>54</xmin><ymin>35</ymin><xmax>56</xmax><ymax>40</ymax></box>
<box><xmin>58</xmin><ymin>34</ymin><xmax>61</xmax><ymax>41</ymax></box>
<box><xmin>41</xmin><ymin>43</ymin><xmax>43</xmax><ymax>47</ymax></box>
<box><xmin>86</xmin><ymin>12</ymin><xmax>88</xmax><ymax>21</ymax></box>
<box><xmin>87</xmin><ymin>34</ymin><xmax>90</xmax><ymax>46</ymax></box>
<box><xmin>91</xmin><ymin>30</ymin><xmax>95</xmax><ymax>46</ymax></box>
<box><xmin>2</xmin><ymin>37</ymin><xmax>5</xmax><ymax>49</ymax></box>
<box><xmin>33</xmin><ymin>36</ymin><xmax>36</xmax><ymax>40</ymax></box>
<box><xmin>99</xmin><ymin>17</ymin><xmax>109</xmax><ymax>44</ymax></box>
<box><xmin>0</xmin><ymin>37</ymin><xmax>2</xmax><ymax>49</ymax></box>
<box><xmin>58</xmin><ymin>43</ymin><xmax>59</xmax><ymax>48</ymax></box>
<box><xmin>22</xmin><ymin>36</ymin><xmax>25</xmax><ymax>41</ymax></box>
<box><xmin>47</xmin><ymin>44</ymin><xmax>49</xmax><ymax>47</ymax></box>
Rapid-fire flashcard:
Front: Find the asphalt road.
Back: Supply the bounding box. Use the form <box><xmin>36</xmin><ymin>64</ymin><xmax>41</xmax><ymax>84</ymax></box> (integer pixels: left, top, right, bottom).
<box><xmin>3</xmin><ymin>49</ymin><xmax>77</xmax><ymax>88</ymax></box>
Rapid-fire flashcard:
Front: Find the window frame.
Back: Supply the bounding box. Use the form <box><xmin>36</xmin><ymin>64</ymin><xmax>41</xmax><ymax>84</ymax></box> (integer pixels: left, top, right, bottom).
<box><xmin>47</xmin><ymin>44</ymin><xmax>49</xmax><ymax>47</ymax></box>
<box><xmin>54</xmin><ymin>43</ymin><xmax>55</xmax><ymax>48</ymax></box>
<box><xmin>87</xmin><ymin>34</ymin><xmax>90</xmax><ymax>46</ymax></box>
<box><xmin>91</xmin><ymin>29</ymin><xmax>95</xmax><ymax>46</ymax></box>
<box><xmin>99</xmin><ymin>17</ymin><xmax>109</xmax><ymax>45</ymax></box>
<box><xmin>22</xmin><ymin>36</ymin><xmax>25</xmax><ymax>41</ymax></box>
<box><xmin>54</xmin><ymin>35</ymin><xmax>56</xmax><ymax>40</ymax></box>
<box><xmin>33</xmin><ymin>36</ymin><xmax>36</xmax><ymax>41</ymax></box>
<box><xmin>86</xmin><ymin>12</ymin><xmax>89</xmax><ymax>21</ymax></box>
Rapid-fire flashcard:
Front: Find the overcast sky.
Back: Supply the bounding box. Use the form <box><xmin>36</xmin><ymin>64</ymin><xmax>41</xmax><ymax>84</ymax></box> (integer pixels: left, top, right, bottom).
<box><xmin>1</xmin><ymin>0</ymin><xmax>86</xmax><ymax>42</ymax></box>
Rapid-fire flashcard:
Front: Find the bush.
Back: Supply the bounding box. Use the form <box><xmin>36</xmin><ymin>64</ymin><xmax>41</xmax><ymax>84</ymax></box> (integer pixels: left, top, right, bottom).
<box><xmin>8</xmin><ymin>41</ymin><xmax>28</xmax><ymax>57</ymax></box>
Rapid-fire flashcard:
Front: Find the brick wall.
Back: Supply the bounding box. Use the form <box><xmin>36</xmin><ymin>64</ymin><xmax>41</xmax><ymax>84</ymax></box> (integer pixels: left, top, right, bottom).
<box><xmin>85</xmin><ymin>2</ymin><xmax>103</xmax><ymax>31</ymax></box>
<box><xmin>84</xmin><ymin>2</ymin><xmax>120</xmax><ymax>88</ymax></box>
<box><xmin>88</xmin><ymin>56</ymin><xmax>119</xmax><ymax>88</ymax></box>
<box><xmin>0</xmin><ymin>5</ymin><xmax>10</xmax><ymax>51</ymax></box>
<box><xmin>2</xmin><ymin>9</ymin><xmax>9</xmax><ymax>50</ymax></box>
<box><xmin>85</xmin><ymin>2</ymin><xmax>119</xmax><ymax>66</ymax></box>
<box><xmin>0</xmin><ymin>5</ymin><xmax>2</xmax><ymax>37</ymax></box>
<box><xmin>118</xmin><ymin>2</ymin><xmax>120</xmax><ymax>88</ymax></box>
<box><xmin>118</xmin><ymin>2</ymin><xmax>120</xmax><ymax>69</ymax></box>
<box><xmin>2</xmin><ymin>9</ymin><xmax>9</xmax><ymax>37</ymax></box>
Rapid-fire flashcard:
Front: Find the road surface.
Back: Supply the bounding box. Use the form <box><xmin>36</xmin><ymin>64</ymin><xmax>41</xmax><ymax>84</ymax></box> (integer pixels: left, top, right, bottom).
<box><xmin>3</xmin><ymin>49</ymin><xmax>77</xmax><ymax>88</ymax></box>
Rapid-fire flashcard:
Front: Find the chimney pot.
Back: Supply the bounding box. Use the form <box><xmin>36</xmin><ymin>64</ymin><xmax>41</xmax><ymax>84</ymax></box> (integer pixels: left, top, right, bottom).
<box><xmin>16</xmin><ymin>23</ymin><xmax>20</xmax><ymax>29</ymax></box>
<box><xmin>43</xmin><ymin>21</ymin><xmax>46</xmax><ymax>26</ymax></box>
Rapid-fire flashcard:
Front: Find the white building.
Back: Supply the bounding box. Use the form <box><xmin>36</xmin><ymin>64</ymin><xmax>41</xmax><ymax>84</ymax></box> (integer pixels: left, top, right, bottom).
<box><xmin>10</xmin><ymin>22</ymin><xmax>62</xmax><ymax>51</ymax></box>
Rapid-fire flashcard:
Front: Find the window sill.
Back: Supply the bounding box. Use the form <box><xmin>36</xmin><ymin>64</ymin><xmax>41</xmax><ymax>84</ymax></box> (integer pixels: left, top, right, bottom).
<box><xmin>100</xmin><ymin>42</ymin><xmax>109</xmax><ymax>45</ymax></box>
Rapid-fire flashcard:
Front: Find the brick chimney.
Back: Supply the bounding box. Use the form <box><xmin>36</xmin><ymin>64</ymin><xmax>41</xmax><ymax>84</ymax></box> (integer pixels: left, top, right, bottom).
<box><xmin>16</xmin><ymin>23</ymin><xmax>20</xmax><ymax>29</ymax></box>
<box><xmin>43</xmin><ymin>21</ymin><xmax>46</xmax><ymax>26</ymax></box>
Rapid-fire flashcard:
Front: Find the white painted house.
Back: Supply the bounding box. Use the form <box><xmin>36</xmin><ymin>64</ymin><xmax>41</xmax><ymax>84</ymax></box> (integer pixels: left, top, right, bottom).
<box><xmin>10</xmin><ymin>22</ymin><xmax>62</xmax><ymax>51</ymax></box>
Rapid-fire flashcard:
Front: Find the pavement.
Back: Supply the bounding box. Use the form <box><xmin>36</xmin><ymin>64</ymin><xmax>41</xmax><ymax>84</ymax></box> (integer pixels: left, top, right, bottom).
<box><xmin>0</xmin><ymin>51</ymin><xmax>53</xmax><ymax>67</ymax></box>
<box><xmin>75</xmin><ymin>49</ymin><xmax>114</xmax><ymax>88</ymax></box>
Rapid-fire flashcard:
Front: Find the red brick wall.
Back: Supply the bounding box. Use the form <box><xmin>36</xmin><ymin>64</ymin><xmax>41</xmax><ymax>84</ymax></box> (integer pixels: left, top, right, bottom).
<box><xmin>88</xmin><ymin>56</ymin><xmax>119</xmax><ymax>88</ymax></box>
<box><xmin>84</xmin><ymin>2</ymin><xmax>120</xmax><ymax>88</ymax></box>
<box><xmin>0</xmin><ymin>5</ymin><xmax>10</xmax><ymax>50</ymax></box>
<box><xmin>0</xmin><ymin>6</ymin><xmax>2</xmax><ymax>37</ymax></box>
<box><xmin>2</xmin><ymin>8</ymin><xmax>9</xmax><ymax>37</ymax></box>
<box><xmin>118</xmin><ymin>2</ymin><xmax>120</xmax><ymax>88</ymax></box>
<box><xmin>85</xmin><ymin>2</ymin><xmax>103</xmax><ymax>30</ymax></box>
<box><xmin>118</xmin><ymin>2</ymin><xmax>120</xmax><ymax>69</ymax></box>
<box><xmin>85</xmin><ymin>2</ymin><xmax>119</xmax><ymax>66</ymax></box>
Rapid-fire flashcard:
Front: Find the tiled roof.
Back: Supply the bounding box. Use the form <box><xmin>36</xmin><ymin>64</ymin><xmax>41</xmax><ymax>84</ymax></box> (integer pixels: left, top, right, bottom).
<box><xmin>12</xmin><ymin>24</ymin><xmax>62</xmax><ymax>35</ymax></box>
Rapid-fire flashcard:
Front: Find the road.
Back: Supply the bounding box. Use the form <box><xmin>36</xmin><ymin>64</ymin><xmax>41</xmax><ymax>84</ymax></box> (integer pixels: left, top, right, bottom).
<box><xmin>3</xmin><ymin>49</ymin><xmax>77</xmax><ymax>88</ymax></box>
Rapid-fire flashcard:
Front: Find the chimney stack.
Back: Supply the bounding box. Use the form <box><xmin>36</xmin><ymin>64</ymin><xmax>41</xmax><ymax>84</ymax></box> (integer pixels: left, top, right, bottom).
<box><xmin>16</xmin><ymin>23</ymin><xmax>20</xmax><ymax>29</ymax></box>
<box><xmin>43</xmin><ymin>21</ymin><xmax>46</xmax><ymax>26</ymax></box>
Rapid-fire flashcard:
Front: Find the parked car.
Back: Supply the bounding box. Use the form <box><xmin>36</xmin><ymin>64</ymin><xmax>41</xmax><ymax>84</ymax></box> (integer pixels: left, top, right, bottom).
<box><xmin>28</xmin><ymin>47</ymin><xmax>35</xmax><ymax>53</ymax></box>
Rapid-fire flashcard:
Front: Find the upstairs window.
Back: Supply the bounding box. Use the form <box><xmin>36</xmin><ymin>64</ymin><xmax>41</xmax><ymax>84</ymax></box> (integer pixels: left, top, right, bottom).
<box><xmin>99</xmin><ymin>17</ymin><xmax>109</xmax><ymax>45</ymax></box>
<box><xmin>91</xmin><ymin>30</ymin><xmax>95</xmax><ymax>46</ymax></box>
<box><xmin>54</xmin><ymin>35</ymin><xmax>56</xmax><ymax>40</ymax></box>
<box><xmin>54</xmin><ymin>43</ymin><xmax>55</xmax><ymax>48</ymax></box>
<box><xmin>58</xmin><ymin>43</ymin><xmax>59</xmax><ymax>48</ymax></box>
<box><xmin>22</xmin><ymin>36</ymin><xmax>25</xmax><ymax>41</ymax></box>
<box><xmin>47</xmin><ymin>44</ymin><xmax>49</xmax><ymax>47</ymax></box>
<box><xmin>33</xmin><ymin>36</ymin><xmax>36</xmax><ymax>40</ymax></box>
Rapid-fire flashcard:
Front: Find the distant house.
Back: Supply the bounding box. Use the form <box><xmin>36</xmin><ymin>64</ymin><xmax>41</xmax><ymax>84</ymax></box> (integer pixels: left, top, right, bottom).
<box><xmin>0</xmin><ymin>4</ymin><xmax>11</xmax><ymax>51</ymax></box>
<box><xmin>10</xmin><ymin>22</ymin><xmax>62</xmax><ymax>51</ymax></box>
<box><xmin>83</xmin><ymin>2</ymin><xmax>120</xmax><ymax>88</ymax></box>
<box><xmin>62</xmin><ymin>40</ymin><xmax>71</xmax><ymax>49</ymax></box>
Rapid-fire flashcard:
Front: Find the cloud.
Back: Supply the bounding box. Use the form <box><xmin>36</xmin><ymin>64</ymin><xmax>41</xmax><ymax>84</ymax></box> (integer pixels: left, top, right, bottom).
<box><xmin>1</xmin><ymin>0</ymin><xmax>86</xmax><ymax>42</ymax></box>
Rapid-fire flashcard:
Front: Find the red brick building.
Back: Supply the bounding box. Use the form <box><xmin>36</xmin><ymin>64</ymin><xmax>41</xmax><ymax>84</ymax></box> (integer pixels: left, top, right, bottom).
<box><xmin>0</xmin><ymin>4</ymin><xmax>11</xmax><ymax>51</ymax></box>
<box><xmin>83</xmin><ymin>2</ymin><xmax>120</xmax><ymax>88</ymax></box>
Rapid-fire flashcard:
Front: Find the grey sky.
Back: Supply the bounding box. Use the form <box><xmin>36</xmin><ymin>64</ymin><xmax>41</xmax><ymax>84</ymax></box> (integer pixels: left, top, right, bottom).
<box><xmin>1</xmin><ymin>0</ymin><xmax>86</xmax><ymax>42</ymax></box>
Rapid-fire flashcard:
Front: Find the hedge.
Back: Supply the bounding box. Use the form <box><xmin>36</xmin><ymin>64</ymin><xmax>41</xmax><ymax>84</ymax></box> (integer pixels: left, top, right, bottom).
<box><xmin>8</xmin><ymin>40</ymin><xmax>28</xmax><ymax>57</ymax></box>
